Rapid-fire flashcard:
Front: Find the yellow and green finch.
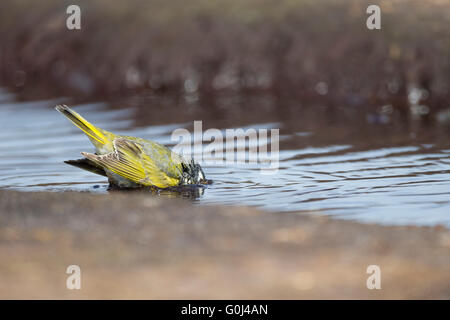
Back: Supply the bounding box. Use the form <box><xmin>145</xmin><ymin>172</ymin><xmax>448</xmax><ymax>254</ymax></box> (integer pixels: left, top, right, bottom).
<box><xmin>55</xmin><ymin>105</ymin><xmax>207</xmax><ymax>188</ymax></box>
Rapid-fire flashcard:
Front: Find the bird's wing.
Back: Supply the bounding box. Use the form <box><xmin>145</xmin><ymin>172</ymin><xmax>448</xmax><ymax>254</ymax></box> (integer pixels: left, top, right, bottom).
<box><xmin>82</xmin><ymin>138</ymin><xmax>181</xmax><ymax>188</ymax></box>
<box><xmin>123</xmin><ymin>136</ymin><xmax>186</xmax><ymax>180</ymax></box>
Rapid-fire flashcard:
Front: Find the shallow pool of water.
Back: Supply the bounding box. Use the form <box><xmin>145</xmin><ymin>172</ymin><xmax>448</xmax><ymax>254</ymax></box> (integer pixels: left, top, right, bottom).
<box><xmin>1</xmin><ymin>88</ymin><xmax>450</xmax><ymax>227</ymax></box>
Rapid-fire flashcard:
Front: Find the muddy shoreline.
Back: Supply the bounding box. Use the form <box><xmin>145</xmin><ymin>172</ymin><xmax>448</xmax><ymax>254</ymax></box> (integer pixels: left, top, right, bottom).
<box><xmin>0</xmin><ymin>189</ymin><xmax>449</xmax><ymax>299</ymax></box>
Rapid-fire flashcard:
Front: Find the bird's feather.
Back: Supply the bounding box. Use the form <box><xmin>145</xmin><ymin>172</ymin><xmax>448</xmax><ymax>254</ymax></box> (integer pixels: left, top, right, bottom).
<box><xmin>82</xmin><ymin>138</ymin><xmax>181</xmax><ymax>188</ymax></box>
<box><xmin>55</xmin><ymin>104</ymin><xmax>113</xmax><ymax>152</ymax></box>
<box><xmin>64</xmin><ymin>158</ymin><xmax>107</xmax><ymax>177</ymax></box>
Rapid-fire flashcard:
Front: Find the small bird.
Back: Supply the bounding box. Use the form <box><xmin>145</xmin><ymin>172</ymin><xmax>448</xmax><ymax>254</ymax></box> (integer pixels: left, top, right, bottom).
<box><xmin>55</xmin><ymin>104</ymin><xmax>207</xmax><ymax>189</ymax></box>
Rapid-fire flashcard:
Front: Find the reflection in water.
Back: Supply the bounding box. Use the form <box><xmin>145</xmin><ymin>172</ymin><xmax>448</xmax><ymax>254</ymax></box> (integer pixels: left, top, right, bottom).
<box><xmin>1</xmin><ymin>89</ymin><xmax>450</xmax><ymax>227</ymax></box>
<box><xmin>108</xmin><ymin>183</ymin><xmax>207</xmax><ymax>200</ymax></box>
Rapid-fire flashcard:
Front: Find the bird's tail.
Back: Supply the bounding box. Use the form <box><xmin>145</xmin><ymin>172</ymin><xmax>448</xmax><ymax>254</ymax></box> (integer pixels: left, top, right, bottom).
<box><xmin>55</xmin><ymin>104</ymin><xmax>109</xmax><ymax>147</ymax></box>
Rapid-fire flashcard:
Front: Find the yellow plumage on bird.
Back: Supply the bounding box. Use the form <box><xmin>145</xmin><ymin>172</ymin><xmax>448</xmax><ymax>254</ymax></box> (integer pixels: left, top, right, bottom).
<box><xmin>55</xmin><ymin>104</ymin><xmax>208</xmax><ymax>189</ymax></box>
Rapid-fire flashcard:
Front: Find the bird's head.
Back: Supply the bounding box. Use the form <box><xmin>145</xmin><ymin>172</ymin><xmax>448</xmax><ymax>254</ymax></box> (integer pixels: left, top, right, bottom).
<box><xmin>180</xmin><ymin>159</ymin><xmax>210</xmax><ymax>185</ymax></box>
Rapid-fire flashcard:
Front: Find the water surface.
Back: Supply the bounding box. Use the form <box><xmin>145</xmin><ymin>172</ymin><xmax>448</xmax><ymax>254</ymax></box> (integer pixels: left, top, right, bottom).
<box><xmin>1</xmin><ymin>88</ymin><xmax>450</xmax><ymax>227</ymax></box>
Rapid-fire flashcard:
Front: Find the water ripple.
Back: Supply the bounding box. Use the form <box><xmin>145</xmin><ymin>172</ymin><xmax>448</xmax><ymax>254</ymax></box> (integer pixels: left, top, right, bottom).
<box><xmin>1</xmin><ymin>95</ymin><xmax>450</xmax><ymax>227</ymax></box>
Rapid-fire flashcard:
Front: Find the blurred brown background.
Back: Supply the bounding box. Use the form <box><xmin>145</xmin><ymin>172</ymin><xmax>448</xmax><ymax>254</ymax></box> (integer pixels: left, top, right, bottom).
<box><xmin>0</xmin><ymin>0</ymin><xmax>449</xmax><ymax>116</ymax></box>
